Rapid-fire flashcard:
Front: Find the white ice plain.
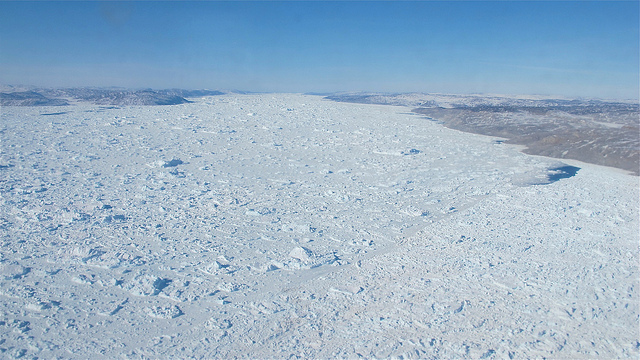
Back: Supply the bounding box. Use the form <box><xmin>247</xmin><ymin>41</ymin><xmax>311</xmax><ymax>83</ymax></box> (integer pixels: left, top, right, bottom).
<box><xmin>0</xmin><ymin>94</ymin><xmax>638</xmax><ymax>358</ymax></box>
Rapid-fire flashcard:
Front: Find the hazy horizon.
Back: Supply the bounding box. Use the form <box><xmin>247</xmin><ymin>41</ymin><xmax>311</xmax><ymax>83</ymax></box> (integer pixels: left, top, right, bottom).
<box><xmin>1</xmin><ymin>1</ymin><xmax>638</xmax><ymax>100</ymax></box>
<box><xmin>3</xmin><ymin>85</ymin><xmax>639</xmax><ymax>103</ymax></box>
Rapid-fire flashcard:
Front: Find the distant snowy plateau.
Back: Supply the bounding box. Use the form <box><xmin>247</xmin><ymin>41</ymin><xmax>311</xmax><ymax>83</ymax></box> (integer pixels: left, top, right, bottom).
<box><xmin>0</xmin><ymin>93</ymin><xmax>638</xmax><ymax>358</ymax></box>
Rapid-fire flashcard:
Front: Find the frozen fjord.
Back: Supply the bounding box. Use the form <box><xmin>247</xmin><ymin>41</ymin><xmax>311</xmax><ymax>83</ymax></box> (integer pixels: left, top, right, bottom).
<box><xmin>0</xmin><ymin>93</ymin><xmax>638</xmax><ymax>358</ymax></box>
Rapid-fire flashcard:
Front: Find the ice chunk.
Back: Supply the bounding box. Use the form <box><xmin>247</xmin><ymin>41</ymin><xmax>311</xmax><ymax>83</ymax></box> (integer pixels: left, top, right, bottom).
<box><xmin>289</xmin><ymin>246</ymin><xmax>313</xmax><ymax>262</ymax></box>
<box><xmin>145</xmin><ymin>304</ymin><xmax>183</xmax><ymax>319</ymax></box>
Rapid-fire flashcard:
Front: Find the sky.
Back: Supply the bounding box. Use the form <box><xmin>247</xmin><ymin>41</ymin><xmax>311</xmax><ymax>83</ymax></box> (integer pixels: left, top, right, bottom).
<box><xmin>0</xmin><ymin>1</ymin><xmax>638</xmax><ymax>99</ymax></box>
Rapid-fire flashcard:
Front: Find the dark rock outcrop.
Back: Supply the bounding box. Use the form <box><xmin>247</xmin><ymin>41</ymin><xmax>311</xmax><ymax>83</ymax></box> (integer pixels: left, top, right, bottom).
<box><xmin>0</xmin><ymin>91</ymin><xmax>69</xmax><ymax>106</ymax></box>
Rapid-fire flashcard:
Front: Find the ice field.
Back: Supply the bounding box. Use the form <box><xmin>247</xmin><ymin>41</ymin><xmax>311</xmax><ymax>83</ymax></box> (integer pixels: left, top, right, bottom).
<box><xmin>0</xmin><ymin>94</ymin><xmax>638</xmax><ymax>358</ymax></box>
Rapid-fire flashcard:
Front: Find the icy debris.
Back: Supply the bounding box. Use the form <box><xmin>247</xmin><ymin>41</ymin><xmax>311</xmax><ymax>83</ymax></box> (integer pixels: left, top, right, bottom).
<box><xmin>289</xmin><ymin>246</ymin><xmax>313</xmax><ymax>262</ymax></box>
<box><xmin>248</xmin><ymin>301</ymin><xmax>285</xmax><ymax>315</ymax></box>
<box><xmin>265</xmin><ymin>263</ymin><xmax>281</xmax><ymax>272</ymax></box>
<box><xmin>245</xmin><ymin>210</ymin><xmax>260</xmax><ymax>216</ymax></box>
<box><xmin>96</xmin><ymin>299</ymin><xmax>128</xmax><ymax>316</ymax></box>
<box><xmin>0</xmin><ymin>263</ymin><xmax>31</xmax><ymax>280</ymax></box>
<box><xmin>285</xmin><ymin>223</ymin><xmax>317</xmax><ymax>234</ymax></box>
<box><xmin>160</xmin><ymin>280</ymin><xmax>208</xmax><ymax>302</ymax></box>
<box><xmin>84</xmin><ymin>251</ymin><xmax>145</xmax><ymax>269</ymax></box>
<box><xmin>0</xmin><ymin>319</ymin><xmax>31</xmax><ymax>334</ymax></box>
<box><xmin>71</xmin><ymin>212</ymin><xmax>91</xmax><ymax>222</ymax></box>
<box><xmin>453</xmin><ymin>300</ymin><xmax>470</xmax><ymax>314</ymax></box>
<box><xmin>204</xmin><ymin>317</ymin><xmax>232</xmax><ymax>330</ymax></box>
<box><xmin>120</xmin><ymin>273</ymin><xmax>172</xmax><ymax>296</ymax></box>
<box><xmin>144</xmin><ymin>304</ymin><xmax>183</xmax><ymax>319</ymax></box>
<box><xmin>71</xmin><ymin>274</ymin><xmax>95</xmax><ymax>285</ymax></box>
<box><xmin>217</xmin><ymin>281</ymin><xmax>245</xmax><ymax>293</ymax></box>
<box><xmin>402</xmin><ymin>148</ymin><xmax>421</xmax><ymax>155</ymax></box>
<box><xmin>212</xmin><ymin>296</ymin><xmax>231</xmax><ymax>305</ymax></box>
<box><xmin>25</xmin><ymin>300</ymin><xmax>58</xmax><ymax>312</ymax></box>
<box><xmin>402</xmin><ymin>206</ymin><xmax>429</xmax><ymax>217</ymax></box>
<box><xmin>63</xmin><ymin>247</ymin><xmax>105</xmax><ymax>262</ymax></box>
<box><xmin>0</xmin><ymin>284</ymin><xmax>35</xmax><ymax>299</ymax></box>
<box><xmin>203</xmin><ymin>319</ymin><xmax>230</xmax><ymax>341</ymax></box>
<box><xmin>480</xmin><ymin>349</ymin><xmax>496</xmax><ymax>359</ymax></box>
<box><xmin>200</xmin><ymin>260</ymin><xmax>229</xmax><ymax>275</ymax></box>
<box><xmin>168</xmin><ymin>168</ymin><xmax>186</xmax><ymax>177</ymax></box>
<box><xmin>285</xmin><ymin>247</ymin><xmax>341</xmax><ymax>270</ymax></box>
<box><xmin>103</xmin><ymin>214</ymin><xmax>126</xmax><ymax>223</ymax></box>
<box><xmin>245</xmin><ymin>207</ymin><xmax>274</xmax><ymax>216</ymax></box>
<box><xmin>329</xmin><ymin>285</ymin><xmax>364</xmax><ymax>295</ymax></box>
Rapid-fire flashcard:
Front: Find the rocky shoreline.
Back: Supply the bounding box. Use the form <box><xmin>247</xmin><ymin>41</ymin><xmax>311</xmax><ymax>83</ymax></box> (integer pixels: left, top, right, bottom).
<box><xmin>326</xmin><ymin>93</ymin><xmax>639</xmax><ymax>175</ymax></box>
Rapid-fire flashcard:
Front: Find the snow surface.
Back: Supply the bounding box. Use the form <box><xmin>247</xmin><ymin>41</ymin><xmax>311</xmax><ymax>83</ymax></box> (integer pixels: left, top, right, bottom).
<box><xmin>0</xmin><ymin>94</ymin><xmax>638</xmax><ymax>358</ymax></box>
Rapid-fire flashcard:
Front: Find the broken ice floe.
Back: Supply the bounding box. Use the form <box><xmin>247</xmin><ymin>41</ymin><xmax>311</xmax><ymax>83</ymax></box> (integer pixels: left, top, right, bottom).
<box><xmin>61</xmin><ymin>246</ymin><xmax>105</xmax><ymax>263</ymax></box>
<box><xmin>144</xmin><ymin>304</ymin><xmax>183</xmax><ymax>319</ymax></box>
<box><xmin>400</xmin><ymin>206</ymin><xmax>430</xmax><ymax>217</ymax></box>
<box><xmin>103</xmin><ymin>214</ymin><xmax>126</xmax><ymax>223</ymax></box>
<box><xmin>245</xmin><ymin>207</ymin><xmax>275</xmax><ymax>216</ymax></box>
<box><xmin>159</xmin><ymin>279</ymin><xmax>212</xmax><ymax>303</ymax></box>
<box><xmin>0</xmin><ymin>262</ymin><xmax>31</xmax><ymax>280</ymax></box>
<box><xmin>329</xmin><ymin>285</ymin><xmax>364</xmax><ymax>296</ymax></box>
<box><xmin>146</xmin><ymin>158</ymin><xmax>185</xmax><ymax>168</ymax></box>
<box><xmin>0</xmin><ymin>319</ymin><xmax>31</xmax><ymax>334</ymax></box>
<box><xmin>401</xmin><ymin>148</ymin><xmax>421</xmax><ymax>155</ymax></box>
<box><xmin>25</xmin><ymin>300</ymin><xmax>59</xmax><ymax>312</ymax></box>
<box><xmin>200</xmin><ymin>260</ymin><xmax>230</xmax><ymax>275</ymax></box>
<box><xmin>285</xmin><ymin>247</ymin><xmax>340</xmax><ymax>270</ymax></box>
<box><xmin>203</xmin><ymin>317</ymin><xmax>232</xmax><ymax>341</ymax></box>
<box><xmin>120</xmin><ymin>273</ymin><xmax>172</xmax><ymax>296</ymax></box>
<box><xmin>289</xmin><ymin>246</ymin><xmax>313</xmax><ymax>262</ymax></box>
<box><xmin>96</xmin><ymin>299</ymin><xmax>128</xmax><ymax>316</ymax></box>
<box><xmin>71</xmin><ymin>274</ymin><xmax>96</xmax><ymax>285</ymax></box>
<box><xmin>204</xmin><ymin>317</ymin><xmax>232</xmax><ymax>330</ymax></box>
<box><xmin>249</xmin><ymin>246</ymin><xmax>340</xmax><ymax>273</ymax></box>
<box><xmin>216</xmin><ymin>281</ymin><xmax>246</xmax><ymax>293</ymax></box>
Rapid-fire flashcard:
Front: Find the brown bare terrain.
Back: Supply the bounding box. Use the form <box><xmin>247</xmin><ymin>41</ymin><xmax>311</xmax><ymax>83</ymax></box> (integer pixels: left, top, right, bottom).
<box><xmin>325</xmin><ymin>93</ymin><xmax>639</xmax><ymax>175</ymax></box>
<box><xmin>414</xmin><ymin>105</ymin><xmax>639</xmax><ymax>175</ymax></box>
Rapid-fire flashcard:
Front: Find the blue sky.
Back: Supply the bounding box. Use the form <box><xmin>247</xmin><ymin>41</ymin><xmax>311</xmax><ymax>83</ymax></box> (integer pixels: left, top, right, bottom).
<box><xmin>0</xmin><ymin>1</ymin><xmax>638</xmax><ymax>99</ymax></box>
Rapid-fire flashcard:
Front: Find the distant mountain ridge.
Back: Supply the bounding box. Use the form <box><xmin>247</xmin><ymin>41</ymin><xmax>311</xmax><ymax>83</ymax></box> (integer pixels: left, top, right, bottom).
<box><xmin>0</xmin><ymin>87</ymin><xmax>226</xmax><ymax>106</ymax></box>
<box><xmin>325</xmin><ymin>92</ymin><xmax>639</xmax><ymax>109</ymax></box>
<box><xmin>0</xmin><ymin>91</ymin><xmax>70</xmax><ymax>106</ymax></box>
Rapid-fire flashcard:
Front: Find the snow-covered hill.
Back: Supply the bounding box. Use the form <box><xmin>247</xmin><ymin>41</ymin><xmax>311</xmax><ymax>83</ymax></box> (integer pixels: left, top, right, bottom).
<box><xmin>0</xmin><ymin>88</ymin><xmax>227</xmax><ymax>106</ymax></box>
<box><xmin>0</xmin><ymin>94</ymin><xmax>637</xmax><ymax>358</ymax></box>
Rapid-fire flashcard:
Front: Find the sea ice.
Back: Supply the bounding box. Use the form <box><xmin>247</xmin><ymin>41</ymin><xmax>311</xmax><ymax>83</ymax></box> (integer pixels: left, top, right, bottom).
<box><xmin>0</xmin><ymin>94</ymin><xmax>636</xmax><ymax>358</ymax></box>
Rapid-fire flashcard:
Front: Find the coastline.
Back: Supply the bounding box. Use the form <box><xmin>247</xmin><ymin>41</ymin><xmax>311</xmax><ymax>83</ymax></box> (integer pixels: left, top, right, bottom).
<box><xmin>325</xmin><ymin>93</ymin><xmax>639</xmax><ymax>176</ymax></box>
